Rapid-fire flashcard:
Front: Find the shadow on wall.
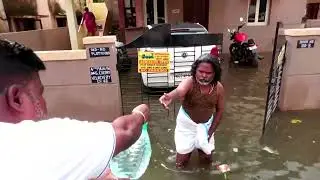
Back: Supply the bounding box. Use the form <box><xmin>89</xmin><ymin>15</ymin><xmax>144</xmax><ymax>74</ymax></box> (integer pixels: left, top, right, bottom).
<box><xmin>0</xmin><ymin>27</ymin><xmax>71</xmax><ymax>50</ymax></box>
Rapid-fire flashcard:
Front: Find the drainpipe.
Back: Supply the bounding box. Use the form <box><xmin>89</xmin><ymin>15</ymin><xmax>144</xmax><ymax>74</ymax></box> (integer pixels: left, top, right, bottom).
<box><xmin>65</xmin><ymin>0</ymin><xmax>80</xmax><ymax>49</ymax></box>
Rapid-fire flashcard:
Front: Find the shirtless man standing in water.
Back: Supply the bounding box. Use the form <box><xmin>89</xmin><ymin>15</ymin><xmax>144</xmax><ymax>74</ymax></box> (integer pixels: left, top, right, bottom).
<box><xmin>159</xmin><ymin>54</ymin><xmax>225</xmax><ymax>168</ymax></box>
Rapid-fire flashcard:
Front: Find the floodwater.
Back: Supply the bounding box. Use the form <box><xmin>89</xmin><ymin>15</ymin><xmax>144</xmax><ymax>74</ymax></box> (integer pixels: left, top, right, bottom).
<box><xmin>119</xmin><ymin>53</ymin><xmax>320</xmax><ymax>180</ymax></box>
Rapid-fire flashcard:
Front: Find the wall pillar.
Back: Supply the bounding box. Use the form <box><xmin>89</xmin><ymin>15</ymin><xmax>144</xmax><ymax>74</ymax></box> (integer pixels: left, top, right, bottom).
<box><xmin>65</xmin><ymin>0</ymin><xmax>80</xmax><ymax>49</ymax></box>
<box><xmin>118</xmin><ymin>0</ymin><xmax>126</xmax><ymax>42</ymax></box>
<box><xmin>135</xmin><ymin>0</ymin><xmax>144</xmax><ymax>27</ymax></box>
<box><xmin>0</xmin><ymin>0</ymin><xmax>9</xmax><ymax>32</ymax></box>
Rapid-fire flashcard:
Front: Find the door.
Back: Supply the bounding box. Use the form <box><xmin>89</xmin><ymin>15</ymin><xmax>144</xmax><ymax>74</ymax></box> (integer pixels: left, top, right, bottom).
<box><xmin>183</xmin><ymin>0</ymin><xmax>209</xmax><ymax>29</ymax></box>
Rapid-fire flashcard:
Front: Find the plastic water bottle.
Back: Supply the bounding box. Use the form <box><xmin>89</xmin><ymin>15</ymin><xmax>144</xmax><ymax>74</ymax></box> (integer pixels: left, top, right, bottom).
<box><xmin>110</xmin><ymin>123</ymin><xmax>152</xmax><ymax>179</ymax></box>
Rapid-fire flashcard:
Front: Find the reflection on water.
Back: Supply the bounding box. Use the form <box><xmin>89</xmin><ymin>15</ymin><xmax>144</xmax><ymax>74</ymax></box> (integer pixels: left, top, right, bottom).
<box><xmin>120</xmin><ymin>53</ymin><xmax>320</xmax><ymax>180</ymax></box>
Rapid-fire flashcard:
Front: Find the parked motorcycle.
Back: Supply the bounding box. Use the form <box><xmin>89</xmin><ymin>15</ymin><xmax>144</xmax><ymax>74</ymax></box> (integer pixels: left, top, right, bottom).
<box><xmin>228</xmin><ymin>17</ymin><xmax>262</xmax><ymax>67</ymax></box>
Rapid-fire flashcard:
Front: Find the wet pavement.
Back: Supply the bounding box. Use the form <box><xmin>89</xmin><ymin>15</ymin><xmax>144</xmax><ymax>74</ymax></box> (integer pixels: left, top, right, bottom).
<box><xmin>119</xmin><ymin>53</ymin><xmax>320</xmax><ymax>180</ymax></box>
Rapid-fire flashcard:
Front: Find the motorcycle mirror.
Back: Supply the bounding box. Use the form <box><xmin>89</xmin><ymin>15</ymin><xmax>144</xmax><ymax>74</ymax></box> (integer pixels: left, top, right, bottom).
<box><xmin>240</xmin><ymin>17</ymin><xmax>244</xmax><ymax>22</ymax></box>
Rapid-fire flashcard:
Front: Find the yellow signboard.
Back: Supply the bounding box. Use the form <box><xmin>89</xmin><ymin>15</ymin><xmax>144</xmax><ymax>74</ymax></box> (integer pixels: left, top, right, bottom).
<box><xmin>138</xmin><ymin>51</ymin><xmax>170</xmax><ymax>73</ymax></box>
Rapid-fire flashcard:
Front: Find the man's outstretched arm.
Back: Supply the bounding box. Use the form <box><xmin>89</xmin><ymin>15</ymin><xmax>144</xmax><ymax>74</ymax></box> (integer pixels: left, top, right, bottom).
<box><xmin>111</xmin><ymin>104</ymin><xmax>150</xmax><ymax>156</ymax></box>
<box><xmin>159</xmin><ymin>77</ymin><xmax>193</xmax><ymax>109</ymax></box>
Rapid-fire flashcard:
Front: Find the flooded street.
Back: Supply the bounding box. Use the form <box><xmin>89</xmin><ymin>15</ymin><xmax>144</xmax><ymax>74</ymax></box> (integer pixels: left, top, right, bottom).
<box><xmin>119</xmin><ymin>53</ymin><xmax>320</xmax><ymax>180</ymax></box>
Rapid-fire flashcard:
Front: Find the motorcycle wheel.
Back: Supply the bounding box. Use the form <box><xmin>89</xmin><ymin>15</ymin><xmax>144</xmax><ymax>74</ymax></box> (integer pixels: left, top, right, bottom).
<box><xmin>229</xmin><ymin>44</ymin><xmax>239</xmax><ymax>62</ymax></box>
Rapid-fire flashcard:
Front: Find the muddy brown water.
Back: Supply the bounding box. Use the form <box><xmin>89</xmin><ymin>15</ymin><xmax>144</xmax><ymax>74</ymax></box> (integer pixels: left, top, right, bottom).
<box><xmin>119</xmin><ymin>53</ymin><xmax>320</xmax><ymax>180</ymax></box>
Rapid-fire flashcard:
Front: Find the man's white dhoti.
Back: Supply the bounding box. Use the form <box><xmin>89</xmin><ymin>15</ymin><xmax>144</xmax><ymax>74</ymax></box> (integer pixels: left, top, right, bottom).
<box><xmin>174</xmin><ymin>107</ymin><xmax>215</xmax><ymax>155</ymax></box>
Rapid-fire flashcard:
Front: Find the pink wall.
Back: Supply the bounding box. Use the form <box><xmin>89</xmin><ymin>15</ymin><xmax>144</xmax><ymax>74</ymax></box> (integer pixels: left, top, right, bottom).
<box><xmin>0</xmin><ymin>27</ymin><xmax>71</xmax><ymax>51</ymax></box>
<box><xmin>41</xmin><ymin>57</ymin><xmax>122</xmax><ymax>121</ymax></box>
<box><xmin>108</xmin><ymin>0</ymin><xmax>120</xmax><ymax>22</ymax></box>
<box><xmin>208</xmin><ymin>0</ymin><xmax>307</xmax><ymax>53</ymax></box>
<box><xmin>115</xmin><ymin>0</ymin><xmax>306</xmax><ymax>53</ymax></box>
<box><xmin>280</xmin><ymin>34</ymin><xmax>320</xmax><ymax>110</ymax></box>
<box><xmin>164</xmin><ymin>0</ymin><xmax>306</xmax><ymax>52</ymax></box>
<box><xmin>125</xmin><ymin>27</ymin><xmax>147</xmax><ymax>44</ymax></box>
<box><xmin>306</xmin><ymin>19</ymin><xmax>320</xmax><ymax>27</ymax></box>
<box><xmin>39</xmin><ymin>37</ymin><xmax>123</xmax><ymax>122</ymax></box>
<box><xmin>37</xmin><ymin>0</ymin><xmax>55</xmax><ymax>29</ymax></box>
<box><xmin>167</xmin><ymin>0</ymin><xmax>184</xmax><ymax>24</ymax></box>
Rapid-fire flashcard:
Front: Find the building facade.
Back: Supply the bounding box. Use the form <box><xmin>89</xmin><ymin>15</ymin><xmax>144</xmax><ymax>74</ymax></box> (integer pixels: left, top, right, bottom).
<box><xmin>116</xmin><ymin>0</ymin><xmax>310</xmax><ymax>52</ymax></box>
<box><xmin>0</xmin><ymin>0</ymin><xmax>107</xmax><ymax>32</ymax></box>
<box><xmin>1</xmin><ymin>0</ymin><xmax>319</xmax><ymax>53</ymax></box>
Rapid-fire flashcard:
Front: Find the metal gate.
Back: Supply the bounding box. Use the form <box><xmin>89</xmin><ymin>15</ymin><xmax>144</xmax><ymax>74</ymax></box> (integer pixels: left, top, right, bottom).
<box><xmin>117</xmin><ymin>52</ymin><xmax>145</xmax><ymax>115</ymax></box>
<box><xmin>262</xmin><ymin>22</ymin><xmax>287</xmax><ymax>134</ymax></box>
<box><xmin>117</xmin><ymin>47</ymin><xmax>223</xmax><ymax>116</ymax></box>
<box><xmin>116</xmin><ymin>23</ymin><xmax>223</xmax><ymax>115</ymax></box>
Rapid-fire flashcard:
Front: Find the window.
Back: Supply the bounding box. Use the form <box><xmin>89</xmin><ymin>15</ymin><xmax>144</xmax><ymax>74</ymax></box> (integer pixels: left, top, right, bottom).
<box><xmin>56</xmin><ymin>17</ymin><xmax>67</xmax><ymax>27</ymax></box>
<box><xmin>156</xmin><ymin>0</ymin><xmax>165</xmax><ymax>23</ymax></box>
<box><xmin>306</xmin><ymin>3</ymin><xmax>320</xmax><ymax>19</ymax></box>
<box><xmin>125</xmin><ymin>0</ymin><xmax>136</xmax><ymax>27</ymax></box>
<box><xmin>144</xmin><ymin>0</ymin><xmax>167</xmax><ymax>26</ymax></box>
<box><xmin>247</xmin><ymin>0</ymin><xmax>270</xmax><ymax>25</ymax></box>
<box><xmin>14</xmin><ymin>18</ymin><xmax>37</xmax><ymax>31</ymax></box>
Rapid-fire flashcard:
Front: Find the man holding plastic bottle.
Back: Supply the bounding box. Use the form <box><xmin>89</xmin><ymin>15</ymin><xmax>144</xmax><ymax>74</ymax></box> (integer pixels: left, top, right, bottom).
<box><xmin>0</xmin><ymin>39</ymin><xmax>148</xmax><ymax>180</ymax></box>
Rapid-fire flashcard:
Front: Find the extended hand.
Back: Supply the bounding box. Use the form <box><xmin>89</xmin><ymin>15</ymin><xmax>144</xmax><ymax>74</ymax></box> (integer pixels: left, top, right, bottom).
<box><xmin>159</xmin><ymin>93</ymin><xmax>172</xmax><ymax>110</ymax></box>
